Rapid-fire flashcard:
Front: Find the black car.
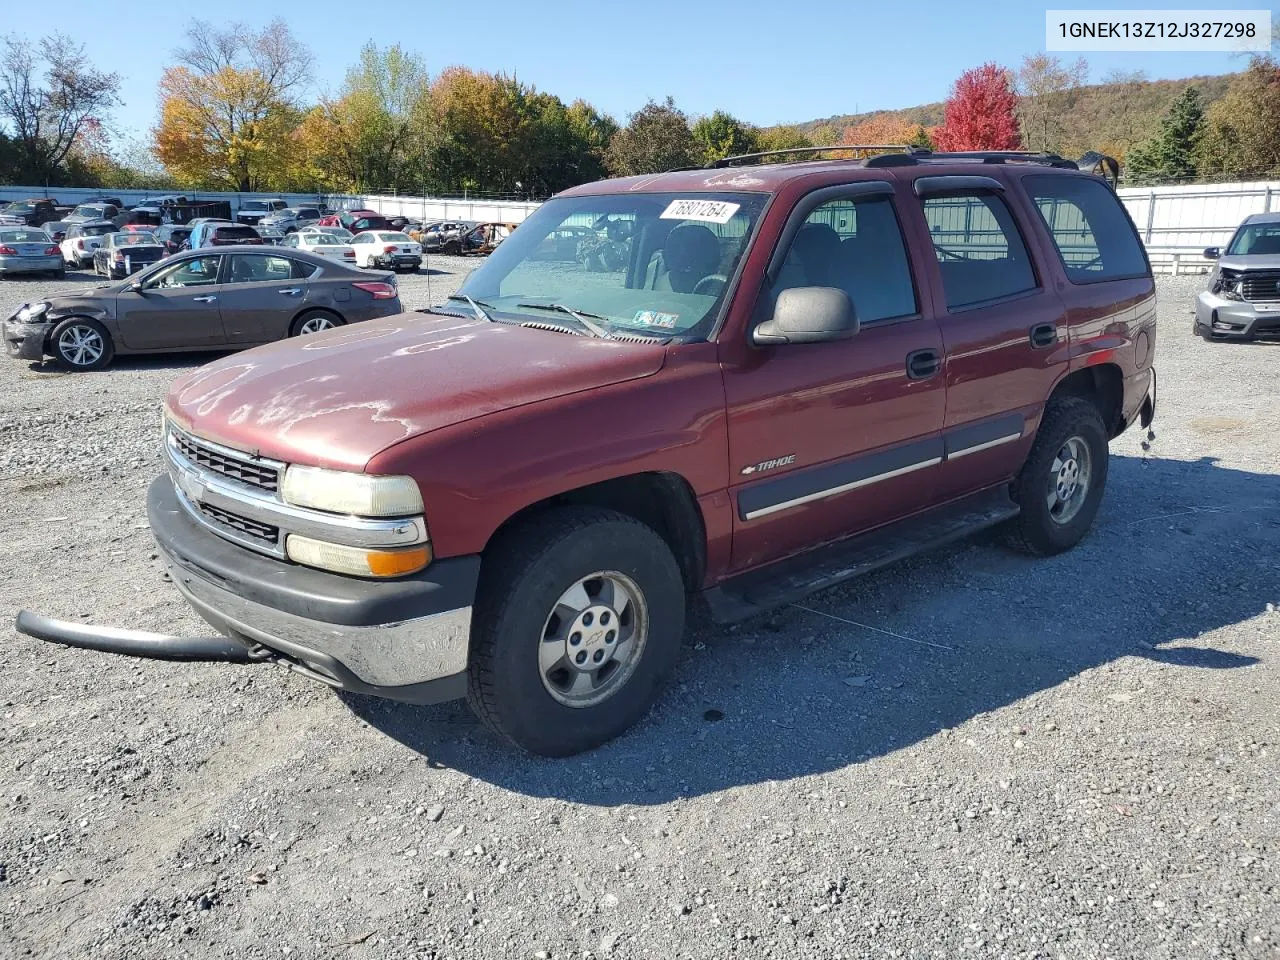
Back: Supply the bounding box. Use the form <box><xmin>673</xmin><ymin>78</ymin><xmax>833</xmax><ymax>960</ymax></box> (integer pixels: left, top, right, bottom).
<box><xmin>3</xmin><ymin>246</ymin><xmax>404</xmax><ymax>371</ymax></box>
<box><xmin>93</xmin><ymin>232</ymin><xmax>167</xmax><ymax>279</ymax></box>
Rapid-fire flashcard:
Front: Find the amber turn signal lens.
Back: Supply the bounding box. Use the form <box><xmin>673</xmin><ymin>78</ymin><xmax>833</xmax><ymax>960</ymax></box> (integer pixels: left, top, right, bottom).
<box><xmin>366</xmin><ymin>546</ymin><xmax>431</xmax><ymax>578</ymax></box>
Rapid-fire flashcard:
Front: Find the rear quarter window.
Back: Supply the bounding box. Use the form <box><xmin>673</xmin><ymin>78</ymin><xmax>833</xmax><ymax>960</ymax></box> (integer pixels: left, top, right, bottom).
<box><xmin>1024</xmin><ymin>175</ymin><xmax>1149</xmax><ymax>283</ymax></box>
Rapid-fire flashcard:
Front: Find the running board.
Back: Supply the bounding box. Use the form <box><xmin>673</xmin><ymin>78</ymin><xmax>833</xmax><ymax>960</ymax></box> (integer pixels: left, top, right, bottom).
<box><xmin>702</xmin><ymin>487</ymin><xmax>1019</xmax><ymax>625</ymax></box>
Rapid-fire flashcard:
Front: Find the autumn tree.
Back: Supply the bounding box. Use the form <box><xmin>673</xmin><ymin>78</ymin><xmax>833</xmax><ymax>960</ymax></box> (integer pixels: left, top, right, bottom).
<box><xmin>1125</xmin><ymin>86</ymin><xmax>1205</xmax><ymax>184</ymax></box>
<box><xmin>755</xmin><ymin>125</ymin><xmax>812</xmax><ymax>154</ymax></box>
<box><xmin>1196</xmin><ymin>57</ymin><xmax>1280</xmax><ymax>179</ymax></box>
<box><xmin>935</xmin><ymin>63</ymin><xmax>1022</xmax><ymax>151</ymax></box>
<box><xmin>691</xmin><ymin>110</ymin><xmax>757</xmax><ymax>164</ymax></box>
<box><xmin>154</xmin><ymin>19</ymin><xmax>312</xmax><ymax>191</ymax></box>
<box><xmin>0</xmin><ymin>34</ymin><xmax>120</xmax><ymax>184</ymax></box>
<box><xmin>842</xmin><ymin>114</ymin><xmax>926</xmax><ymax>147</ymax></box>
<box><xmin>606</xmin><ymin>97</ymin><xmax>698</xmax><ymax>176</ymax></box>
<box><xmin>1015</xmin><ymin>54</ymin><xmax>1088</xmax><ymax>152</ymax></box>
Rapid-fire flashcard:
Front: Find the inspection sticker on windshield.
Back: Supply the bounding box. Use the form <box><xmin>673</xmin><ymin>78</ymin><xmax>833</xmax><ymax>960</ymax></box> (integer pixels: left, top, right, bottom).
<box><xmin>634</xmin><ymin>309</ymin><xmax>679</xmax><ymax>329</ymax></box>
<box><xmin>659</xmin><ymin>199</ymin><xmax>740</xmax><ymax>224</ymax></box>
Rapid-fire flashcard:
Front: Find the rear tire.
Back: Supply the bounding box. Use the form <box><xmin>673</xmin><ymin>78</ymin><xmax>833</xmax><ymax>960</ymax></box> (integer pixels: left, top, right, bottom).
<box><xmin>1008</xmin><ymin>396</ymin><xmax>1108</xmax><ymax>556</ymax></box>
<box><xmin>289</xmin><ymin>310</ymin><xmax>345</xmax><ymax>337</ymax></box>
<box><xmin>51</xmin><ymin>317</ymin><xmax>114</xmax><ymax>371</ymax></box>
<box><xmin>466</xmin><ymin>507</ymin><xmax>686</xmax><ymax>756</ymax></box>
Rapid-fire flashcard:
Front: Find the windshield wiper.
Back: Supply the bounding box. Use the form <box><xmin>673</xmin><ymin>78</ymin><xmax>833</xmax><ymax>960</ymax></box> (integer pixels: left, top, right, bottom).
<box><xmin>516</xmin><ymin>302</ymin><xmax>612</xmax><ymax>339</ymax></box>
<box><xmin>446</xmin><ymin>293</ymin><xmax>496</xmax><ymax>323</ymax></box>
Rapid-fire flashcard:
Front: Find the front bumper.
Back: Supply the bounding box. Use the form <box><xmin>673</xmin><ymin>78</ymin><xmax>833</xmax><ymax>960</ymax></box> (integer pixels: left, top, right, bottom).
<box><xmin>2</xmin><ymin>318</ymin><xmax>49</xmax><ymax>360</ymax></box>
<box><xmin>17</xmin><ymin>476</ymin><xmax>480</xmax><ymax>706</ymax></box>
<box><xmin>1194</xmin><ymin>291</ymin><xmax>1280</xmax><ymax>338</ymax></box>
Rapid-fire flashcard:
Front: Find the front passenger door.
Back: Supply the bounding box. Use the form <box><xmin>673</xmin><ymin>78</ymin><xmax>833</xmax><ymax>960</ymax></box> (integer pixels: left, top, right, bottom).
<box><xmin>116</xmin><ymin>255</ymin><xmax>226</xmax><ymax>350</ymax></box>
<box><xmin>722</xmin><ymin>184</ymin><xmax>947</xmax><ymax>572</ymax></box>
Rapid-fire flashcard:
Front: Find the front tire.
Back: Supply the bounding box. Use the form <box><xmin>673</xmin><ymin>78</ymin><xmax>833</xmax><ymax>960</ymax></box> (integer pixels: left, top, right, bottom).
<box><xmin>1008</xmin><ymin>396</ymin><xmax>1109</xmax><ymax>556</ymax></box>
<box><xmin>51</xmin><ymin>317</ymin><xmax>114</xmax><ymax>371</ymax></box>
<box><xmin>466</xmin><ymin>507</ymin><xmax>686</xmax><ymax>756</ymax></box>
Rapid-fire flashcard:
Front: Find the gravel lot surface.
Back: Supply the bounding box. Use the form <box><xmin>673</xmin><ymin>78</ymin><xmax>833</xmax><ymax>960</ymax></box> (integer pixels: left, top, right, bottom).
<box><xmin>0</xmin><ymin>270</ymin><xmax>1276</xmax><ymax>960</ymax></box>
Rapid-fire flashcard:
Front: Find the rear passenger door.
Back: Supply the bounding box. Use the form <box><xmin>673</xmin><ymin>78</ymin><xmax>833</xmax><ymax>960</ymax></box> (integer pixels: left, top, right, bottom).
<box><xmin>908</xmin><ymin>176</ymin><xmax>1068</xmax><ymax>502</ymax></box>
<box><xmin>723</xmin><ymin>182</ymin><xmax>946</xmax><ymax>572</ymax></box>
<box><xmin>217</xmin><ymin>253</ymin><xmax>315</xmax><ymax>343</ymax></box>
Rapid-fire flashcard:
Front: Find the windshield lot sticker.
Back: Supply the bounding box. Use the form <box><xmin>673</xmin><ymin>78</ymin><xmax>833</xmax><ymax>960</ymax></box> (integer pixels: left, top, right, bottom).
<box><xmin>659</xmin><ymin>199</ymin><xmax>741</xmax><ymax>224</ymax></box>
<box><xmin>634</xmin><ymin>310</ymin><xmax>679</xmax><ymax>329</ymax></box>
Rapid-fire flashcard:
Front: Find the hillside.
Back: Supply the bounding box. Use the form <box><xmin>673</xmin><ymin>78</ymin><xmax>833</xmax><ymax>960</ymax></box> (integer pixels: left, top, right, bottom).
<box><xmin>789</xmin><ymin>72</ymin><xmax>1237</xmax><ymax>159</ymax></box>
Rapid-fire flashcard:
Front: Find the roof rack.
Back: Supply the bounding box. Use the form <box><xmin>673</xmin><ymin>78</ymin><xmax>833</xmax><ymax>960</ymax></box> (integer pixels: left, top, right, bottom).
<box><xmin>864</xmin><ymin>149</ymin><xmax>1080</xmax><ymax>170</ymax></box>
<box><xmin>708</xmin><ymin>145</ymin><xmax>909</xmax><ymax>168</ymax></box>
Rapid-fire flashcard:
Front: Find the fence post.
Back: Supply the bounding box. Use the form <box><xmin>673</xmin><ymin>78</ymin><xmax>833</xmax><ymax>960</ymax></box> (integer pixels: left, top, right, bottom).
<box><xmin>1266</xmin><ymin>187</ymin><xmax>1273</xmax><ymax>213</ymax></box>
<box><xmin>1171</xmin><ymin>253</ymin><xmax>1180</xmax><ymax>277</ymax></box>
<box><xmin>1145</xmin><ymin>190</ymin><xmax>1156</xmax><ymax>244</ymax></box>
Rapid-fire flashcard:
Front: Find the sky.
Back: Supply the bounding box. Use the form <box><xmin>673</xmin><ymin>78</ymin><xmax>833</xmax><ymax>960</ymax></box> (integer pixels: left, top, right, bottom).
<box><xmin>2</xmin><ymin>0</ymin><xmax>1260</xmax><ymax>144</ymax></box>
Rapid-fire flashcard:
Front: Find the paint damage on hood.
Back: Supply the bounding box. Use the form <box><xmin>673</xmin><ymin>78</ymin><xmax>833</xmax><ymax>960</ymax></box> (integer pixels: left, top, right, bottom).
<box><xmin>164</xmin><ymin>312</ymin><xmax>668</xmax><ymax>471</ymax></box>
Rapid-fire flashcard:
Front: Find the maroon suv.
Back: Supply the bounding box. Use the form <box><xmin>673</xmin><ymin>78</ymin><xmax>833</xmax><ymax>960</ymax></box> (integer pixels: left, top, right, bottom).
<box><xmin>20</xmin><ymin>149</ymin><xmax>1156</xmax><ymax>756</ymax></box>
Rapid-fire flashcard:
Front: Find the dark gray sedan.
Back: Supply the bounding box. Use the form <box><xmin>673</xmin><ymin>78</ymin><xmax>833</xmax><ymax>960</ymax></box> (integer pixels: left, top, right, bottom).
<box><xmin>2</xmin><ymin>246</ymin><xmax>403</xmax><ymax>371</ymax></box>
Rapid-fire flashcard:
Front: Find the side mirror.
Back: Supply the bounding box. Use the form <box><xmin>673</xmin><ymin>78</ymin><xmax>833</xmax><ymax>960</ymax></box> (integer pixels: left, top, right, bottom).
<box><xmin>752</xmin><ymin>287</ymin><xmax>859</xmax><ymax>346</ymax></box>
<box><xmin>1203</xmin><ymin>247</ymin><xmax>1221</xmax><ymax>260</ymax></box>
<box><xmin>128</xmin><ymin>280</ymin><xmax>144</xmax><ymax>292</ymax></box>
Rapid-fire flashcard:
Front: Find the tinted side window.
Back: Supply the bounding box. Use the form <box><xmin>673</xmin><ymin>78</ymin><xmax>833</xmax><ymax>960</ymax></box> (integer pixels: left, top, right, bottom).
<box><xmin>922</xmin><ymin>192</ymin><xmax>1037</xmax><ymax>310</ymax></box>
<box><xmin>290</xmin><ymin>258</ymin><xmax>316</xmax><ymax>279</ymax></box>
<box><xmin>226</xmin><ymin>254</ymin><xmax>296</xmax><ymax>283</ymax></box>
<box><xmin>772</xmin><ymin>195</ymin><xmax>917</xmax><ymax>323</ymax></box>
<box><xmin>1025</xmin><ymin>175</ymin><xmax>1148</xmax><ymax>282</ymax></box>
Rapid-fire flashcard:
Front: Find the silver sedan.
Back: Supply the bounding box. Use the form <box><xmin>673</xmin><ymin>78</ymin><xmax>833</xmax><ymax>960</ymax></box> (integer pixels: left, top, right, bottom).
<box><xmin>0</xmin><ymin>227</ymin><xmax>64</xmax><ymax>278</ymax></box>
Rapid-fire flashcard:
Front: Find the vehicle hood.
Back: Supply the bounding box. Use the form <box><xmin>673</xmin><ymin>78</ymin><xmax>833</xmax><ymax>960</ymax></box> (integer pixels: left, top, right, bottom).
<box><xmin>164</xmin><ymin>311</ymin><xmax>669</xmax><ymax>471</ymax></box>
<box><xmin>1218</xmin><ymin>254</ymin><xmax>1280</xmax><ymax>271</ymax></box>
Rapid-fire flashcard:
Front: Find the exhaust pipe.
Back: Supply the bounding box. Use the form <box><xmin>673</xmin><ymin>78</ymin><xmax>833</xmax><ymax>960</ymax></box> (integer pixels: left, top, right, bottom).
<box><xmin>15</xmin><ymin>610</ymin><xmax>256</xmax><ymax>663</ymax></box>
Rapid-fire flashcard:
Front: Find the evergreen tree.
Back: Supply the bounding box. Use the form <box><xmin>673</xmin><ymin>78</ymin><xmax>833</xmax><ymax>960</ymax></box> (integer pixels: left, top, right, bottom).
<box><xmin>1124</xmin><ymin>86</ymin><xmax>1204</xmax><ymax>184</ymax></box>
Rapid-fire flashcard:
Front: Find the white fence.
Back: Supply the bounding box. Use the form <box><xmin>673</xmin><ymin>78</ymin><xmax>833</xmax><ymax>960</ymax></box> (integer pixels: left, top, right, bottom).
<box><xmin>1119</xmin><ymin>181</ymin><xmax>1280</xmax><ymax>275</ymax></box>
<box><xmin>362</xmin><ymin>194</ymin><xmax>542</xmax><ymax>224</ymax></box>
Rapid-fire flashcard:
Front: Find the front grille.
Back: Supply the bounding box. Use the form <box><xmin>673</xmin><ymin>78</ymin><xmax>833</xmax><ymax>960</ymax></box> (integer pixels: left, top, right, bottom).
<box><xmin>1240</xmin><ymin>271</ymin><xmax>1280</xmax><ymax>302</ymax></box>
<box><xmin>173</xmin><ymin>431</ymin><xmax>280</xmax><ymax>492</ymax></box>
<box><xmin>198</xmin><ymin>502</ymin><xmax>279</xmax><ymax>545</ymax></box>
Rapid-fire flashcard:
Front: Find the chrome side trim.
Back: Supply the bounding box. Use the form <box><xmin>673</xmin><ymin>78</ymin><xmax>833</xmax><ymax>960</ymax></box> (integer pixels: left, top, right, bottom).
<box><xmin>946</xmin><ymin>432</ymin><xmax>1022</xmax><ymax>459</ymax></box>
<box><xmin>164</xmin><ymin>443</ymin><xmax>427</xmax><ymax>555</ymax></box>
<box><xmin>742</xmin><ymin>457</ymin><xmax>943</xmax><ymax>521</ymax></box>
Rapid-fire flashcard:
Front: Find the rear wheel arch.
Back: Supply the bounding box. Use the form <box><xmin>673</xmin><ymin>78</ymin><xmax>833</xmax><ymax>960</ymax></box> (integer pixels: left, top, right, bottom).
<box><xmin>288</xmin><ymin>307</ymin><xmax>345</xmax><ymax>337</ymax></box>
<box><xmin>1046</xmin><ymin>363</ymin><xmax>1124</xmax><ymax>437</ymax></box>
<box><xmin>480</xmin><ymin>471</ymin><xmax>708</xmax><ymax>595</ymax></box>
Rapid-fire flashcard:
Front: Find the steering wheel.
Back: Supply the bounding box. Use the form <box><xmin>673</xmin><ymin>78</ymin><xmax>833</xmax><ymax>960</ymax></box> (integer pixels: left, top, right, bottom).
<box><xmin>693</xmin><ymin>274</ymin><xmax>729</xmax><ymax>296</ymax></box>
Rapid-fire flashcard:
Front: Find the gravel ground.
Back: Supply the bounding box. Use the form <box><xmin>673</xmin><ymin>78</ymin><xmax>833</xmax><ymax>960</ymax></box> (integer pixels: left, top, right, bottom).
<box><xmin>0</xmin><ymin>270</ymin><xmax>1277</xmax><ymax>960</ymax></box>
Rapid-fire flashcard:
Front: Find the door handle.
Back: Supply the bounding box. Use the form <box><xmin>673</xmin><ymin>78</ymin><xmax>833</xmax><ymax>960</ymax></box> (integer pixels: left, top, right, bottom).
<box><xmin>192</xmin><ymin>296</ymin><xmax>217</xmax><ymax>303</ymax></box>
<box><xmin>906</xmin><ymin>348</ymin><xmax>942</xmax><ymax>380</ymax></box>
<box><xmin>278</xmin><ymin>288</ymin><xmax>302</xmax><ymax>295</ymax></box>
<box><xmin>1029</xmin><ymin>323</ymin><xmax>1057</xmax><ymax>349</ymax></box>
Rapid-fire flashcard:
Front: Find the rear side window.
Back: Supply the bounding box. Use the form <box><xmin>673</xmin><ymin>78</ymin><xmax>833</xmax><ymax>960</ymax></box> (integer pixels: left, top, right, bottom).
<box><xmin>215</xmin><ymin>226</ymin><xmax>260</xmax><ymax>241</ymax></box>
<box><xmin>772</xmin><ymin>195</ymin><xmax>917</xmax><ymax>323</ymax></box>
<box><xmin>921</xmin><ymin>192</ymin><xmax>1037</xmax><ymax>310</ymax></box>
<box><xmin>1025</xmin><ymin>175</ymin><xmax>1148</xmax><ymax>282</ymax></box>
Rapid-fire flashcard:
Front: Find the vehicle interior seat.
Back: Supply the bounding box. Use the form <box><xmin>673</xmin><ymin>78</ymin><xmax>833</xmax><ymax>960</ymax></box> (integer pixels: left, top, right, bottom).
<box><xmin>645</xmin><ymin>224</ymin><xmax>722</xmax><ymax>292</ymax></box>
<box><xmin>229</xmin><ymin>258</ymin><xmax>257</xmax><ymax>283</ymax></box>
<box><xmin>773</xmin><ymin>222</ymin><xmax>842</xmax><ymax>291</ymax></box>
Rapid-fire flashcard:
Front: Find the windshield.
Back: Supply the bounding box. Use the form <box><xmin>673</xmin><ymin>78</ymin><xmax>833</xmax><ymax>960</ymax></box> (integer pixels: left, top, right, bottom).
<box><xmin>242</xmin><ymin>201</ymin><xmax>269</xmax><ymax>211</ymax></box>
<box><xmin>72</xmin><ymin>205</ymin><xmax>106</xmax><ymax>217</ymax></box>
<box><xmin>1226</xmin><ymin>222</ymin><xmax>1280</xmax><ymax>256</ymax></box>
<box><xmin>457</xmin><ymin>192</ymin><xmax>768</xmax><ymax>340</ymax></box>
<box><xmin>3</xmin><ymin>202</ymin><xmax>35</xmax><ymax>215</ymax></box>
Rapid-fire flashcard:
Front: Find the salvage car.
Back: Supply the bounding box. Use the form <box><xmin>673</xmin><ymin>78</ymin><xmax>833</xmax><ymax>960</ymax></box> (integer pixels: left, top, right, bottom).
<box><xmin>0</xmin><ymin>227</ymin><xmax>63</xmax><ymax>278</ymax></box>
<box><xmin>350</xmin><ymin>231</ymin><xmax>422</xmax><ymax>271</ymax></box>
<box><xmin>65</xmin><ymin>202</ymin><xmax>121</xmax><ymax>225</ymax></box>
<box><xmin>1195</xmin><ymin>212</ymin><xmax>1280</xmax><ymax>341</ymax></box>
<box><xmin>236</xmin><ymin>198</ymin><xmax>288</xmax><ymax>225</ymax></box>
<box><xmin>417</xmin><ymin>220</ymin><xmax>473</xmax><ymax>254</ymax></box>
<box><xmin>281</xmin><ymin>228</ymin><xmax>356</xmax><ymax>263</ymax></box>
<box><xmin>0</xmin><ymin>198</ymin><xmax>71</xmax><ymax>227</ymax></box>
<box><xmin>154</xmin><ymin>225</ymin><xmax>193</xmax><ymax>255</ymax></box>
<box><xmin>3</xmin><ymin>246</ymin><xmax>402</xmax><ymax>371</ymax></box>
<box><xmin>259</xmin><ymin>206</ymin><xmax>322</xmax><ymax>234</ymax></box>
<box><xmin>460</xmin><ymin>221</ymin><xmax>517</xmax><ymax>255</ymax></box>
<box><xmin>15</xmin><ymin>149</ymin><xmax>1156</xmax><ymax>757</ymax></box>
<box><xmin>188</xmin><ymin>222</ymin><xmax>262</xmax><ymax>249</ymax></box>
<box><xmin>93</xmin><ymin>231</ymin><xmax>167</xmax><ymax>279</ymax></box>
<box><xmin>60</xmin><ymin>220</ymin><xmax>117</xmax><ymax>269</ymax></box>
<box><xmin>40</xmin><ymin>220</ymin><xmax>73</xmax><ymax>243</ymax></box>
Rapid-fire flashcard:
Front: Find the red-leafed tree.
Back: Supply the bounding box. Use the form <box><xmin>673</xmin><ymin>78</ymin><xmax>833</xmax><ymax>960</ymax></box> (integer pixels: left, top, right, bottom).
<box><xmin>934</xmin><ymin>63</ymin><xmax>1023</xmax><ymax>151</ymax></box>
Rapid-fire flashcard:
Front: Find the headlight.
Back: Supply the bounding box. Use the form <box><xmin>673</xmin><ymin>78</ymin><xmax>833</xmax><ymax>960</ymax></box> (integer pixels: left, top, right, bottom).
<box><xmin>280</xmin><ymin>465</ymin><xmax>423</xmax><ymax>517</ymax></box>
<box><xmin>1212</xmin><ymin>272</ymin><xmax>1244</xmax><ymax>301</ymax></box>
<box><xmin>17</xmin><ymin>302</ymin><xmax>49</xmax><ymax>322</ymax></box>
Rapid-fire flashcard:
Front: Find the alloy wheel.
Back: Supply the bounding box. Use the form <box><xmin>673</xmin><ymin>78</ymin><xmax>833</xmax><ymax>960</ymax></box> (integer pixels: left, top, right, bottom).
<box><xmin>1046</xmin><ymin>435</ymin><xmax>1092</xmax><ymax>525</ymax></box>
<box><xmin>57</xmin><ymin>324</ymin><xmax>104</xmax><ymax>368</ymax></box>
<box><xmin>297</xmin><ymin>315</ymin><xmax>336</xmax><ymax>335</ymax></box>
<box><xmin>538</xmin><ymin>571</ymin><xmax>648</xmax><ymax>708</ymax></box>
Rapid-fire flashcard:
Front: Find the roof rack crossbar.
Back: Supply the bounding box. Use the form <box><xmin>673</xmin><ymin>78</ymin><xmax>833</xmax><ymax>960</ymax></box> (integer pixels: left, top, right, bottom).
<box><xmin>708</xmin><ymin>145</ymin><xmax>910</xmax><ymax>169</ymax></box>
